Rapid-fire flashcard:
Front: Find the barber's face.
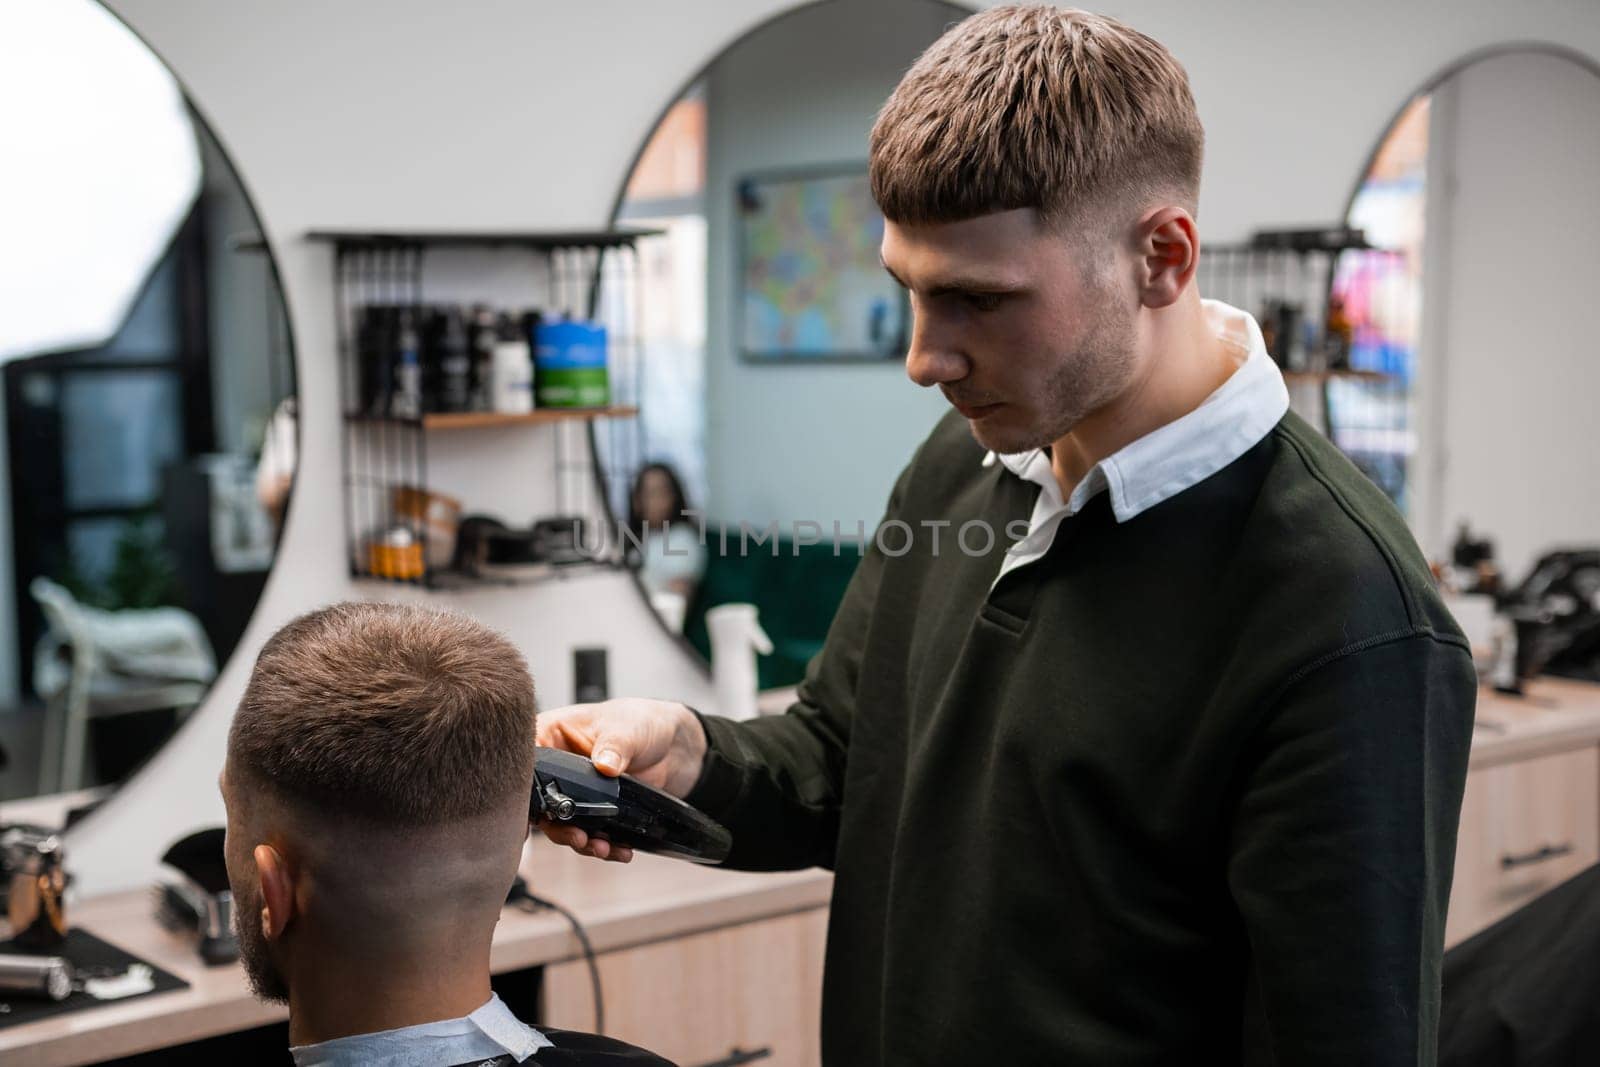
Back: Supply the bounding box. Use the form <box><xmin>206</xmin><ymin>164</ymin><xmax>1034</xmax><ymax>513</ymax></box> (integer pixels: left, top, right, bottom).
<box><xmin>219</xmin><ymin>765</ymin><xmax>289</xmax><ymax>1003</ymax></box>
<box><xmin>881</xmin><ymin>208</ymin><xmax>1140</xmax><ymax>454</ymax></box>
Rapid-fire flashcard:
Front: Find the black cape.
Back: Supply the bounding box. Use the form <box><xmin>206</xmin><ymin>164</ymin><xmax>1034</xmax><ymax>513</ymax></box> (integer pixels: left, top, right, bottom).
<box><xmin>449</xmin><ymin>1027</ymin><xmax>677</xmax><ymax>1066</ymax></box>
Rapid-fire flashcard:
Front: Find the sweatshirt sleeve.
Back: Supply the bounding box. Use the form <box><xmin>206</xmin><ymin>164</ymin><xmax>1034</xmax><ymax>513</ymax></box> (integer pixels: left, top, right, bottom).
<box><xmin>1227</xmin><ymin>630</ymin><xmax>1477</xmax><ymax>1065</ymax></box>
<box><xmin>682</xmin><ymin>463</ymin><xmax>913</xmax><ymax>872</ymax></box>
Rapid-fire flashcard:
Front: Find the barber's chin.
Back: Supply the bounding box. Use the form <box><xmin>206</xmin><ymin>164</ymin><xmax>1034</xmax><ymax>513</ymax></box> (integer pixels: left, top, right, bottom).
<box><xmin>965</xmin><ymin>409</ymin><xmax>1033</xmax><ymax>454</ymax></box>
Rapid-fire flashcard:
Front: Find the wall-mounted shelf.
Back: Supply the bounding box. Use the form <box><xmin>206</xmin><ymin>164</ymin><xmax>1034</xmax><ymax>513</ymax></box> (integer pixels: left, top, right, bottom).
<box><xmin>307</xmin><ymin>228</ymin><xmax>662</xmax><ymax>250</ymax></box>
<box><xmin>417</xmin><ymin>559</ymin><xmax>624</xmax><ymax>590</ymax></box>
<box><xmin>422</xmin><ymin>405</ymin><xmax>637</xmax><ymax>431</ymax></box>
<box><xmin>355</xmin><ymin>558</ymin><xmax>625</xmax><ymax>592</ymax></box>
<box><xmin>341</xmin><ymin>406</ymin><xmax>638</xmax><ymax>430</ymax></box>
<box><xmin>1282</xmin><ymin>369</ymin><xmax>1393</xmax><ymax>385</ymax></box>
<box><xmin>319</xmin><ymin>227</ymin><xmax>651</xmax><ymax>588</ymax></box>
<box><xmin>1198</xmin><ymin>225</ymin><xmax>1411</xmax><ymax>504</ymax></box>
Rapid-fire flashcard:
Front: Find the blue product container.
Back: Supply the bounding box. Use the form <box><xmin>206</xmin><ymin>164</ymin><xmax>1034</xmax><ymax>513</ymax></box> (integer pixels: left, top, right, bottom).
<box><xmin>534</xmin><ymin>319</ymin><xmax>609</xmax><ymax>408</ymax></box>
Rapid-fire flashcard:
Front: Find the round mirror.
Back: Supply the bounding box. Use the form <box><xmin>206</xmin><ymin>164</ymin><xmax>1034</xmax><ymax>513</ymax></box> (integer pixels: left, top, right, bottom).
<box><xmin>608</xmin><ymin>0</ymin><xmax>964</xmax><ymax>682</ymax></box>
<box><xmin>0</xmin><ymin>0</ymin><xmax>296</xmax><ymax>804</ymax></box>
<box><xmin>1344</xmin><ymin>46</ymin><xmax>1600</xmax><ymax>583</ymax></box>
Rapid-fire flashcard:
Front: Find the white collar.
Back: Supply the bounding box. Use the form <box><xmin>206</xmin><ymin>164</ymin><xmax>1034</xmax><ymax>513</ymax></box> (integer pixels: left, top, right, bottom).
<box><xmin>290</xmin><ymin>992</ymin><xmax>552</xmax><ymax>1067</ymax></box>
<box><xmin>981</xmin><ymin>299</ymin><xmax>1288</xmax><ymax>522</ymax></box>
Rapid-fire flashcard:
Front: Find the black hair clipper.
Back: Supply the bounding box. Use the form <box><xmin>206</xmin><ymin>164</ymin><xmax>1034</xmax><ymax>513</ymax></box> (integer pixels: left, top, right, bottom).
<box><xmin>532</xmin><ymin>747</ymin><xmax>731</xmax><ymax>865</ymax></box>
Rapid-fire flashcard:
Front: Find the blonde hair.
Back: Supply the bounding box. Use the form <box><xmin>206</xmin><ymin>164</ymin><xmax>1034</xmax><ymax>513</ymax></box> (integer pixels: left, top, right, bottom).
<box><xmin>229</xmin><ymin>602</ymin><xmax>537</xmax><ymax>824</ymax></box>
<box><xmin>869</xmin><ymin>5</ymin><xmax>1204</xmax><ymax>228</ymax></box>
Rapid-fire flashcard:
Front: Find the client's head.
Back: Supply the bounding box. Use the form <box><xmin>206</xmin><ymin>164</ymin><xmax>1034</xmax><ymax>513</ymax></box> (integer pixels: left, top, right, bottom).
<box><xmin>220</xmin><ymin>601</ymin><xmax>536</xmax><ymax>1006</ymax></box>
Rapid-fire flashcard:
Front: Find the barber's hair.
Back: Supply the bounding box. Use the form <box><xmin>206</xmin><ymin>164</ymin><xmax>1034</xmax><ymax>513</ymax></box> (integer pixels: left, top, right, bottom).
<box><xmin>869</xmin><ymin>5</ymin><xmax>1204</xmax><ymax>228</ymax></box>
<box><xmin>229</xmin><ymin>602</ymin><xmax>536</xmax><ymax>824</ymax></box>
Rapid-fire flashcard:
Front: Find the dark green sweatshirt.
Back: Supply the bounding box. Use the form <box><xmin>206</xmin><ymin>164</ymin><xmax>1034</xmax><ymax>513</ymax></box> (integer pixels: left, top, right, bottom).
<box><xmin>686</xmin><ymin>409</ymin><xmax>1476</xmax><ymax>1066</ymax></box>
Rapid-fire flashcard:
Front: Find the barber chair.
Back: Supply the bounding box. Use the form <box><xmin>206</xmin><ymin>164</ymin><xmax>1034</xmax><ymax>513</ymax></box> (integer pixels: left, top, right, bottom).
<box><xmin>1440</xmin><ymin>862</ymin><xmax>1600</xmax><ymax>1065</ymax></box>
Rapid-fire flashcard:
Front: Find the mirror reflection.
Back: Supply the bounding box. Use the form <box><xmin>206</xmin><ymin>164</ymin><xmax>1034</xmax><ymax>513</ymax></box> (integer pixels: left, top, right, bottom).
<box><xmin>0</xmin><ymin>0</ymin><xmax>296</xmax><ymax>802</ymax></box>
<box><xmin>614</xmin><ymin>0</ymin><xmax>962</xmax><ymax>680</ymax></box>
<box><xmin>1347</xmin><ymin>47</ymin><xmax>1600</xmax><ymax>587</ymax></box>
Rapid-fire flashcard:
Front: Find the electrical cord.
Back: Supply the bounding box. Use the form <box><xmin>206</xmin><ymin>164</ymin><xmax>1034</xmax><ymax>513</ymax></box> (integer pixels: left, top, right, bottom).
<box><xmin>508</xmin><ymin>877</ymin><xmax>604</xmax><ymax>1035</ymax></box>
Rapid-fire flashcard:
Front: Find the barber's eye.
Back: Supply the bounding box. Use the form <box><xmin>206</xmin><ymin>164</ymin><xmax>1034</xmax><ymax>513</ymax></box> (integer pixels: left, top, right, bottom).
<box><xmin>963</xmin><ymin>293</ymin><xmax>1004</xmax><ymax>312</ymax></box>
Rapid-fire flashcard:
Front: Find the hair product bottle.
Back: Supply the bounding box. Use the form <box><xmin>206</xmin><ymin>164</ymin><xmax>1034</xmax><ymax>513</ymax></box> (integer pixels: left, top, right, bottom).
<box><xmin>435</xmin><ymin>306</ymin><xmax>473</xmax><ymax>413</ymax></box>
<box><xmin>490</xmin><ymin>314</ymin><xmax>534</xmax><ymax>414</ymax></box>
<box><xmin>390</xmin><ymin>308</ymin><xmax>423</xmax><ymax>420</ymax></box>
<box><xmin>534</xmin><ymin>317</ymin><xmax>609</xmax><ymax>408</ymax></box>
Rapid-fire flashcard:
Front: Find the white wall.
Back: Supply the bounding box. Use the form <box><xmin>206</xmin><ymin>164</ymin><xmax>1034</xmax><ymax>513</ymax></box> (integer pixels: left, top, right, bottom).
<box><xmin>703</xmin><ymin>0</ymin><xmax>955</xmax><ymax>530</ymax></box>
<box><xmin>1417</xmin><ymin>50</ymin><xmax>1600</xmax><ymax>581</ymax></box>
<box><xmin>63</xmin><ymin>0</ymin><xmax>1600</xmax><ymax>895</ymax></box>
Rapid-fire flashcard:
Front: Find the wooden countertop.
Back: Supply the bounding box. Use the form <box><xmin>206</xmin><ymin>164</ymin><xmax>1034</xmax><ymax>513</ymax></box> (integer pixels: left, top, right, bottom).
<box><xmin>1</xmin><ymin>839</ymin><xmax>833</xmax><ymax>1067</ymax></box>
<box><xmin>1471</xmin><ymin>675</ymin><xmax>1600</xmax><ymax>769</ymax></box>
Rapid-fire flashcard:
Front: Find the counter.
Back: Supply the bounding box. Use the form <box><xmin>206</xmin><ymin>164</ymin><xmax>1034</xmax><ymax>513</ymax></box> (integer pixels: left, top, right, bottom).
<box><xmin>0</xmin><ymin>840</ymin><xmax>833</xmax><ymax>1066</ymax></box>
<box><xmin>1470</xmin><ymin>674</ymin><xmax>1600</xmax><ymax>768</ymax></box>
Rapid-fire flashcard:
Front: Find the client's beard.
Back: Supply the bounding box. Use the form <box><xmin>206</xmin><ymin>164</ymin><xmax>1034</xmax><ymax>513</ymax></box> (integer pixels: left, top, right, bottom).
<box><xmin>233</xmin><ymin>886</ymin><xmax>290</xmax><ymax>1004</ymax></box>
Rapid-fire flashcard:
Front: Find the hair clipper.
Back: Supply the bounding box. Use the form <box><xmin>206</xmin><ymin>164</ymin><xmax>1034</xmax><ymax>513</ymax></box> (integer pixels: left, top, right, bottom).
<box><xmin>532</xmin><ymin>747</ymin><xmax>731</xmax><ymax>865</ymax></box>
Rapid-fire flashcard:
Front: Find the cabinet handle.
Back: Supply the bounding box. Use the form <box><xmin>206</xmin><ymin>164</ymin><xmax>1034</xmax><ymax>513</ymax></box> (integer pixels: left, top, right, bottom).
<box><xmin>1500</xmin><ymin>842</ymin><xmax>1575</xmax><ymax>869</ymax></box>
<box><xmin>693</xmin><ymin>1048</ymin><xmax>773</xmax><ymax>1067</ymax></box>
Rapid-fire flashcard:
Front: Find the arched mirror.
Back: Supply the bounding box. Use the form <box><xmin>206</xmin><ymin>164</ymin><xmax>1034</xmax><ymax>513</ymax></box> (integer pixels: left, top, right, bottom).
<box><xmin>607</xmin><ymin>0</ymin><xmax>964</xmax><ymax>684</ymax></box>
<box><xmin>0</xmin><ymin>0</ymin><xmax>296</xmax><ymax>803</ymax></box>
<box><xmin>1346</xmin><ymin>46</ymin><xmax>1600</xmax><ymax>585</ymax></box>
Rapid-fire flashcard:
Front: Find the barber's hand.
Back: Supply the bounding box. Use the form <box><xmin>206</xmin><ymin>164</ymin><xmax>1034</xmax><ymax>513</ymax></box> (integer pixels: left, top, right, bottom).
<box><xmin>534</xmin><ymin>698</ymin><xmax>708</xmax><ymax>863</ymax></box>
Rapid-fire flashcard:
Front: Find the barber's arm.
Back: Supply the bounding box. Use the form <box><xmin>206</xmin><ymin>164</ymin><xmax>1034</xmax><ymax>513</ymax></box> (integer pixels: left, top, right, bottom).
<box><xmin>537</xmin><ymin>464</ymin><xmax>912</xmax><ymax>871</ymax></box>
<box><xmin>1227</xmin><ymin>632</ymin><xmax>1476</xmax><ymax>1065</ymax></box>
<box><xmin>674</xmin><ymin>501</ymin><xmax>890</xmax><ymax>871</ymax></box>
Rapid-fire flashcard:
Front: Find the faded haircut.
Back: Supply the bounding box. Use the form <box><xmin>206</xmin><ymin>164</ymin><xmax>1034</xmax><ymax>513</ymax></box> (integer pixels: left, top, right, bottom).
<box><xmin>869</xmin><ymin>5</ymin><xmax>1204</xmax><ymax>229</ymax></box>
<box><xmin>229</xmin><ymin>602</ymin><xmax>536</xmax><ymax>825</ymax></box>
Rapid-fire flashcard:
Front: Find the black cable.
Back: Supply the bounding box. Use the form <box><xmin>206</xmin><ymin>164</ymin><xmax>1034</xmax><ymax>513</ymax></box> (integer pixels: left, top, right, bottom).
<box><xmin>509</xmin><ymin>879</ymin><xmax>604</xmax><ymax>1035</ymax></box>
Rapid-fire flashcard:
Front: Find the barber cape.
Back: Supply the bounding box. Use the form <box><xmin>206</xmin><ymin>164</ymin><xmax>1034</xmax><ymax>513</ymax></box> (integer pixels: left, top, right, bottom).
<box><xmin>450</xmin><ymin>1027</ymin><xmax>678</xmax><ymax>1065</ymax></box>
<box><xmin>450</xmin><ymin>1029</ymin><xmax>678</xmax><ymax>1067</ymax></box>
<box><xmin>290</xmin><ymin>993</ymin><xmax>675</xmax><ymax>1067</ymax></box>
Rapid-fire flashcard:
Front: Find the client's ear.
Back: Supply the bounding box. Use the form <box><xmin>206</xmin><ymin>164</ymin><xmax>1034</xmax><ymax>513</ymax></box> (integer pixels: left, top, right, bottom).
<box><xmin>253</xmin><ymin>844</ymin><xmax>296</xmax><ymax>941</ymax></box>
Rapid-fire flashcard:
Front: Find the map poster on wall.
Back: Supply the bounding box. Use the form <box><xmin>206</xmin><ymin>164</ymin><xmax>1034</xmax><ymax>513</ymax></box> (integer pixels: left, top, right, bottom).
<box><xmin>738</xmin><ymin>166</ymin><xmax>908</xmax><ymax>362</ymax></box>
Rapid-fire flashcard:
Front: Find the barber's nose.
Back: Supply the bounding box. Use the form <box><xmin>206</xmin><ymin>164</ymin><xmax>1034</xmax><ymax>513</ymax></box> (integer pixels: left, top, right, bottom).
<box><xmin>904</xmin><ymin>314</ymin><xmax>967</xmax><ymax>388</ymax></box>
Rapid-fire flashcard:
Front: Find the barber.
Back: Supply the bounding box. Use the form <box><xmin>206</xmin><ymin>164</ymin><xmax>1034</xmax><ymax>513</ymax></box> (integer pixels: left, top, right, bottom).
<box><xmin>538</xmin><ymin>8</ymin><xmax>1475</xmax><ymax>1065</ymax></box>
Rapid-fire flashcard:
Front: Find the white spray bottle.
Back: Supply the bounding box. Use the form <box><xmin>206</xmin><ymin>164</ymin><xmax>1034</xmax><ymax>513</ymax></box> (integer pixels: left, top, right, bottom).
<box><xmin>706</xmin><ymin>603</ymin><xmax>773</xmax><ymax>722</ymax></box>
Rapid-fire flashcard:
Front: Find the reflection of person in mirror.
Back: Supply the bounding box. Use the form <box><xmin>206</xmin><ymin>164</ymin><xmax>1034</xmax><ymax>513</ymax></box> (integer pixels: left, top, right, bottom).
<box><xmin>626</xmin><ymin>463</ymin><xmax>704</xmax><ymax>632</ymax></box>
<box><xmin>254</xmin><ymin>396</ymin><xmax>297</xmax><ymax>532</ymax></box>
<box><xmin>538</xmin><ymin>7</ymin><xmax>1476</xmax><ymax>1064</ymax></box>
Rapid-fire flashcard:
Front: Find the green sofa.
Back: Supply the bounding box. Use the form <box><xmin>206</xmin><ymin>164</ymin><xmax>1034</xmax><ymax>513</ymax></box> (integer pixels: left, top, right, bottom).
<box><xmin>682</xmin><ymin>529</ymin><xmax>865</xmax><ymax>690</ymax></box>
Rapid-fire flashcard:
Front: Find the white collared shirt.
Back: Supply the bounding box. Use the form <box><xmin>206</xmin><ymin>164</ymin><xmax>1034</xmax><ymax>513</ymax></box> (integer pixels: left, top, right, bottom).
<box><xmin>983</xmin><ymin>299</ymin><xmax>1289</xmax><ymax>587</ymax></box>
<box><xmin>290</xmin><ymin>992</ymin><xmax>552</xmax><ymax>1067</ymax></box>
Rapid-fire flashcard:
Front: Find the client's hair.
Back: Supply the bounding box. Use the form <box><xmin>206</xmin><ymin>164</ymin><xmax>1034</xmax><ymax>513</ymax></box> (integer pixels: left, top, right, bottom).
<box><xmin>229</xmin><ymin>602</ymin><xmax>536</xmax><ymax>824</ymax></box>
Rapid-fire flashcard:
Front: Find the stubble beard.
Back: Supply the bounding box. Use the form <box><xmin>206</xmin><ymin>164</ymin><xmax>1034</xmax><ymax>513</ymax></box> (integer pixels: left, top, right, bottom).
<box><xmin>969</xmin><ymin>292</ymin><xmax>1139</xmax><ymax>456</ymax></box>
<box><xmin>234</xmin><ymin>886</ymin><xmax>290</xmax><ymax>1004</ymax></box>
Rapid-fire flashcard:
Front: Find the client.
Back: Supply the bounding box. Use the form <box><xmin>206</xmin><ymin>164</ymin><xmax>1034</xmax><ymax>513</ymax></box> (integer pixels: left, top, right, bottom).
<box><xmin>221</xmin><ymin>601</ymin><xmax>673</xmax><ymax>1066</ymax></box>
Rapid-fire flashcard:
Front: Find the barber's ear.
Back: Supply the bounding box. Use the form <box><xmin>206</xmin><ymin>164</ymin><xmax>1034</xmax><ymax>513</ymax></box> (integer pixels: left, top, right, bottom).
<box><xmin>253</xmin><ymin>844</ymin><xmax>295</xmax><ymax>942</ymax></box>
<box><xmin>1137</xmin><ymin>207</ymin><xmax>1199</xmax><ymax>310</ymax></box>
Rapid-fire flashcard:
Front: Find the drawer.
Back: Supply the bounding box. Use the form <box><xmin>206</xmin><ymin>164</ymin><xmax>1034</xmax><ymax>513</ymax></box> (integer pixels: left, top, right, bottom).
<box><xmin>543</xmin><ymin>907</ymin><xmax>828</xmax><ymax>1067</ymax></box>
<box><xmin>1446</xmin><ymin>745</ymin><xmax>1600</xmax><ymax>947</ymax></box>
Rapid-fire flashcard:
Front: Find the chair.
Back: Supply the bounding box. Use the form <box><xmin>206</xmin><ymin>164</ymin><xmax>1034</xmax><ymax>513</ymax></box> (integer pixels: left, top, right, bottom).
<box><xmin>1440</xmin><ymin>862</ymin><xmax>1600</xmax><ymax>1064</ymax></box>
<box><xmin>30</xmin><ymin>578</ymin><xmax>216</xmax><ymax>794</ymax></box>
<box><xmin>682</xmin><ymin>526</ymin><xmax>864</xmax><ymax>690</ymax></box>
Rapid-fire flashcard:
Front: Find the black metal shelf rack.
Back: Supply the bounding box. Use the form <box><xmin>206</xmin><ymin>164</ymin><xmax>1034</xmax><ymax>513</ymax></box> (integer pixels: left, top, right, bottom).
<box><xmin>1197</xmin><ymin>225</ymin><xmax>1412</xmax><ymax>502</ymax></box>
<box><xmin>311</xmin><ymin>228</ymin><xmax>658</xmax><ymax>588</ymax></box>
